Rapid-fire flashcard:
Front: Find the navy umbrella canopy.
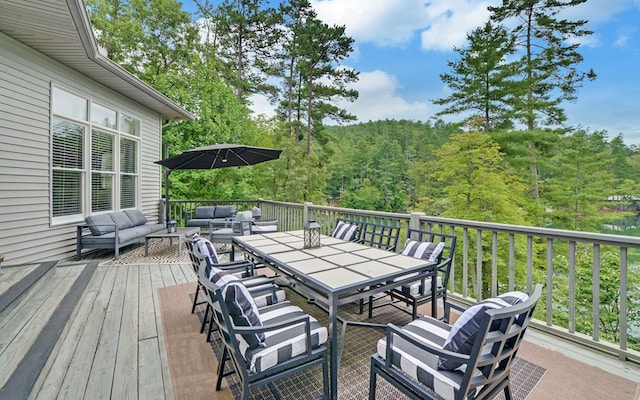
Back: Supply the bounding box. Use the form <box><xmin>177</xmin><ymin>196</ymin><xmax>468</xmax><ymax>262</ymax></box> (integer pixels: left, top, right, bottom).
<box><xmin>154</xmin><ymin>143</ymin><xmax>282</xmax><ymax>224</ymax></box>
<box><xmin>155</xmin><ymin>143</ymin><xmax>282</xmax><ymax>170</ymax></box>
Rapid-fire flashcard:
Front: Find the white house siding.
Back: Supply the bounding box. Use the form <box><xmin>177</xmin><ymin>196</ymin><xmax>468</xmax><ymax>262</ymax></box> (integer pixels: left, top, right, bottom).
<box><xmin>0</xmin><ymin>32</ymin><xmax>163</xmax><ymax>264</ymax></box>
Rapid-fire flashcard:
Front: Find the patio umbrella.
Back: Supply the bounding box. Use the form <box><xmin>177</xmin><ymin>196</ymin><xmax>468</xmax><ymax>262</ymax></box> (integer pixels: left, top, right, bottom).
<box><xmin>154</xmin><ymin>143</ymin><xmax>282</xmax><ymax>224</ymax></box>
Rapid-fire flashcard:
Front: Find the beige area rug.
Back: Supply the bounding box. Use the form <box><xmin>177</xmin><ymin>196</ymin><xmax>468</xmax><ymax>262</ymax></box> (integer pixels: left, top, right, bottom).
<box><xmin>159</xmin><ymin>281</ymin><xmax>640</xmax><ymax>400</ymax></box>
<box><xmin>158</xmin><ymin>282</ymin><xmax>233</xmax><ymax>400</ymax></box>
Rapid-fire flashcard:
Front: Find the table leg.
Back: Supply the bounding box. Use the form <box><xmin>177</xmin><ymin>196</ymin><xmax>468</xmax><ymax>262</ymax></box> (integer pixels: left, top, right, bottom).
<box><xmin>145</xmin><ymin>237</ymin><xmax>150</xmax><ymax>257</ymax></box>
<box><xmin>328</xmin><ymin>297</ymin><xmax>338</xmax><ymax>399</ymax></box>
<box><xmin>431</xmin><ymin>269</ymin><xmax>438</xmax><ymax>318</ymax></box>
<box><xmin>177</xmin><ymin>237</ymin><xmax>182</xmax><ymax>257</ymax></box>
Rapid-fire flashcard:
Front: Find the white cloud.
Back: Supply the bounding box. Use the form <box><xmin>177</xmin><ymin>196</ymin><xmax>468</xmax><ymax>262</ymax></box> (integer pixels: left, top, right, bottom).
<box><xmin>334</xmin><ymin>70</ymin><xmax>430</xmax><ymax>122</ymax></box>
<box><xmin>419</xmin><ymin>1</ymin><xmax>496</xmax><ymax>51</ymax></box>
<box><xmin>311</xmin><ymin>0</ymin><xmax>431</xmax><ymax>47</ymax></box>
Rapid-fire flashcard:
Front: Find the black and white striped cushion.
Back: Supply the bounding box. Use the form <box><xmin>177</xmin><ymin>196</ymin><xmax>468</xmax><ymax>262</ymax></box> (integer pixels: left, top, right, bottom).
<box><xmin>194</xmin><ymin>234</ymin><xmax>220</xmax><ymax>264</ymax></box>
<box><xmin>210</xmin><ymin>267</ymin><xmax>286</xmax><ymax>310</ymax></box>
<box><xmin>377</xmin><ymin>316</ymin><xmax>473</xmax><ymax>400</ymax></box>
<box><xmin>332</xmin><ymin>221</ymin><xmax>358</xmax><ymax>241</ymax></box>
<box><xmin>223</xmin><ymin>282</ymin><xmax>265</xmax><ymax>351</ymax></box>
<box><xmin>439</xmin><ymin>291</ymin><xmax>529</xmax><ymax>370</ymax></box>
<box><xmin>402</xmin><ymin>239</ymin><xmax>445</xmax><ymax>262</ymax></box>
<box><xmin>244</xmin><ymin>301</ymin><xmax>328</xmax><ymax>373</ymax></box>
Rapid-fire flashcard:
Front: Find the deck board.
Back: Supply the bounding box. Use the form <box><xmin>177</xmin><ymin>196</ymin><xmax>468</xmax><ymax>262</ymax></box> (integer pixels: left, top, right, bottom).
<box><xmin>112</xmin><ymin>265</ymin><xmax>140</xmax><ymax>399</ymax></box>
<box><xmin>33</xmin><ymin>266</ymin><xmax>107</xmax><ymax>400</ymax></box>
<box><xmin>54</xmin><ymin>266</ymin><xmax>118</xmax><ymax>399</ymax></box>
<box><xmin>151</xmin><ymin>264</ymin><xmax>177</xmax><ymax>400</ymax></box>
<box><xmin>0</xmin><ymin>266</ymin><xmax>79</xmax><ymax>389</ymax></box>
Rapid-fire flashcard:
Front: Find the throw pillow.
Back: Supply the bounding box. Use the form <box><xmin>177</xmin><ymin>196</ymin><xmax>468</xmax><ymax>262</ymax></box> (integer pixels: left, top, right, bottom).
<box><xmin>110</xmin><ymin>211</ymin><xmax>134</xmax><ymax>229</ymax></box>
<box><xmin>251</xmin><ymin>219</ymin><xmax>278</xmax><ymax>233</ymax></box>
<box><xmin>193</xmin><ymin>234</ymin><xmax>220</xmax><ymax>264</ymax></box>
<box><xmin>438</xmin><ymin>291</ymin><xmax>529</xmax><ymax>370</ymax></box>
<box><xmin>214</xmin><ymin>205</ymin><xmax>237</xmax><ymax>218</ymax></box>
<box><xmin>194</xmin><ymin>206</ymin><xmax>216</xmax><ymax>219</ymax></box>
<box><xmin>332</xmin><ymin>221</ymin><xmax>358</xmax><ymax>241</ymax></box>
<box><xmin>124</xmin><ymin>209</ymin><xmax>148</xmax><ymax>226</ymax></box>
<box><xmin>402</xmin><ymin>239</ymin><xmax>445</xmax><ymax>263</ymax></box>
<box><xmin>223</xmin><ymin>282</ymin><xmax>265</xmax><ymax>351</ymax></box>
<box><xmin>85</xmin><ymin>214</ymin><xmax>116</xmax><ymax>235</ymax></box>
<box><xmin>233</xmin><ymin>211</ymin><xmax>253</xmax><ymax>233</ymax></box>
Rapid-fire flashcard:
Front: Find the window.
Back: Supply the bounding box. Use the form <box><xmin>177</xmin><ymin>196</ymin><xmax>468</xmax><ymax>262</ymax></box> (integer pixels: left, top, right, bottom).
<box><xmin>51</xmin><ymin>86</ymin><xmax>141</xmax><ymax>223</ymax></box>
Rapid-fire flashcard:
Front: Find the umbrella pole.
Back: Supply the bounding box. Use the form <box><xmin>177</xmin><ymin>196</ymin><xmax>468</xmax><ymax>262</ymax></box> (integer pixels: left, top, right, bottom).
<box><xmin>164</xmin><ymin>168</ymin><xmax>171</xmax><ymax>226</ymax></box>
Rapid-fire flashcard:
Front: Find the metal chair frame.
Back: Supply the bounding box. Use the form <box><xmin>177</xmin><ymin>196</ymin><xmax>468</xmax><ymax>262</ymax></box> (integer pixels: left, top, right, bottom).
<box><xmin>369</xmin><ymin>285</ymin><xmax>543</xmax><ymax>400</ymax></box>
<box><xmin>198</xmin><ymin>265</ymin><xmax>330</xmax><ymax>400</ymax></box>
<box><xmin>368</xmin><ymin>229</ymin><xmax>457</xmax><ymax>320</ymax></box>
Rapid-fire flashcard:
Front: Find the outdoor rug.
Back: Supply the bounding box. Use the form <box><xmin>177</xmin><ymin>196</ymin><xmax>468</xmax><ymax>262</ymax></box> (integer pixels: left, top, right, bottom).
<box><xmin>194</xmin><ymin>284</ymin><xmax>547</xmax><ymax>400</ymax></box>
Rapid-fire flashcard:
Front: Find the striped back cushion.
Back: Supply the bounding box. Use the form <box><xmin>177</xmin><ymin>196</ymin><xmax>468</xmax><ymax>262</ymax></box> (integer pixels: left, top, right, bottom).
<box><xmin>194</xmin><ymin>234</ymin><xmax>220</xmax><ymax>264</ymax></box>
<box><xmin>209</xmin><ymin>266</ymin><xmax>239</xmax><ymax>286</ymax></box>
<box><xmin>402</xmin><ymin>239</ymin><xmax>445</xmax><ymax>262</ymax></box>
<box><xmin>223</xmin><ymin>282</ymin><xmax>265</xmax><ymax>352</ymax></box>
<box><xmin>332</xmin><ymin>221</ymin><xmax>358</xmax><ymax>241</ymax></box>
<box><xmin>439</xmin><ymin>291</ymin><xmax>529</xmax><ymax>370</ymax></box>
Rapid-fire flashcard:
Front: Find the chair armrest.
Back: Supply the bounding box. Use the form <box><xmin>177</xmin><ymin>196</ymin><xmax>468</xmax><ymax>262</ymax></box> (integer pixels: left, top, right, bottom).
<box><xmin>383</xmin><ymin>323</ymin><xmax>470</xmax><ymax>367</ymax></box>
<box><xmin>216</xmin><ymin>260</ymin><xmax>254</xmax><ymax>275</ymax></box>
<box><xmin>184</xmin><ymin>210</ymin><xmax>193</xmax><ymax>223</ymax></box>
<box><xmin>245</xmin><ymin>283</ymin><xmax>280</xmax><ymax>303</ymax></box>
<box><xmin>443</xmin><ymin>299</ymin><xmax>466</xmax><ymax>323</ymax></box>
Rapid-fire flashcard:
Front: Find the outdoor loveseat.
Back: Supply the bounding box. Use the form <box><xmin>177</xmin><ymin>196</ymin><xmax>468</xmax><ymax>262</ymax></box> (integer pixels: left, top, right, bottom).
<box><xmin>76</xmin><ymin>209</ymin><xmax>164</xmax><ymax>260</ymax></box>
<box><xmin>184</xmin><ymin>205</ymin><xmax>237</xmax><ymax>231</ymax></box>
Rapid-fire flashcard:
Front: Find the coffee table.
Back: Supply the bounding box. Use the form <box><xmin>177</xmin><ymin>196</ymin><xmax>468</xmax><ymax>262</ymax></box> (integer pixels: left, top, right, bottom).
<box><xmin>144</xmin><ymin>227</ymin><xmax>200</xmax><ymax>257</ymax></box>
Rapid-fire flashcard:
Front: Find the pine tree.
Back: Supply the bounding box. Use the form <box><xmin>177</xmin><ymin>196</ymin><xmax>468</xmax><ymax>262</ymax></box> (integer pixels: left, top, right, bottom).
<box><xmin>434</xmin><ymin>21</ymin><xmax>523</xmax><ymax>132</ymax></box>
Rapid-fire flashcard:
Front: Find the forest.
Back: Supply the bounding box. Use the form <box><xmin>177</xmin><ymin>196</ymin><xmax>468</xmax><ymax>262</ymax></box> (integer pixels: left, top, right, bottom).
<box><xmin>85</xmin><ymin>0</ymin><xmax>640</xmax><ymax>348</ymax></box>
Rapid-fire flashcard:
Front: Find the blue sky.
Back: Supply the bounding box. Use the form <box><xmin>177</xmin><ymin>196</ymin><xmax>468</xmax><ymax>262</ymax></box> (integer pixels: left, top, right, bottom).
<box><xmin>180</xmin><ymin>0</ymin><xmax>640</xmax><ymax>145</ymax></box>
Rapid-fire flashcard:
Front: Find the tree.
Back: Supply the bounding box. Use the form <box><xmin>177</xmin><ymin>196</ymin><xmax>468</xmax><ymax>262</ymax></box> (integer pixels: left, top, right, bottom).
<box><xmin>86</xmin><ymin>0</ymin><xmax>200</xmax><ymax>93</ymax></box>
<box><xmin>489</xmin><ymin>0</ymin><xmax>596</xmax><ymax>200</ymax></box>
<box><xmin>544</xmin><ymin>130</ymin><xmax>628</xmax><ymax>231</ymax></box>
<box><xmin>198</xmin><ymin>0</ymin><xmax>280</xmax><ymax>102</ymax></box>
<box><xmin>427</xmin><ymin>132</ymin><xmax>535</xmax><ymax>295</ymax></box>
<box><xmin>434</xmin><ymin>21</ymin><xmax>523</xmax><ymax>132</ymax></box>
<box><xmin>276</xmin><ymin>0</ymin><xmax>359</xmax><ymax>156</ymax></box>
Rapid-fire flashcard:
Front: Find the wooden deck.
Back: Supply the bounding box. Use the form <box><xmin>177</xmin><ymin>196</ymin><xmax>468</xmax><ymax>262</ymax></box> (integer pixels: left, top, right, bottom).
<box><xmin>0</xmin><ymin>258</ymin><xmax>196</xmax><ymax>400</ymax></box>
<box><xmin>1</xmin><ymin>242</ymin><xmax>640</xmax><ymax>400</ymax></box>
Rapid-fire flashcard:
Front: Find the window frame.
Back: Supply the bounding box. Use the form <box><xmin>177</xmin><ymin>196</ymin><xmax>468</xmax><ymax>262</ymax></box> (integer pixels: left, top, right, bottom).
<box><xmin>50</xmin><ymin>85</ymin><xmax>141</xmax><ymax>226</ymax></box>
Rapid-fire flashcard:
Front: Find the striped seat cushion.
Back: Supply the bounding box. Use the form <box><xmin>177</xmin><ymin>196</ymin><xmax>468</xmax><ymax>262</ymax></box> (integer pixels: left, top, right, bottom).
<box><xmin>398</xmin><ymin>275</ymin><xmax>443</xmax><ymax>296</ymax></box>
<box><xmin>377</xmin><ymin>316</ymin><xmax>473</xmax><ymax>400</ymax></box>
<box><xmin>243</xmin><ymin>301</ymin><xmax>328</xmax><ymax>374</ymax></box>
<box><xmin>223</xmin><ymin>282</ymin><xmax>265</xmax><ymax>351</ymax></box>
<box><xmin>332</xmin><ymin>221</ymin><xmax>358</xmax><ymax>241</ymax></box>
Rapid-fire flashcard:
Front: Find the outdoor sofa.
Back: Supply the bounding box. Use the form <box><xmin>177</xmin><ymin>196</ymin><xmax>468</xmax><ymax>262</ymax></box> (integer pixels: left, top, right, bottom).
<box><xmin>184</xmin><ymin>205</ymin><xmax>237</xmax><ymax>231</ymax></box>
<box><xmin>76</xmin><ymin>209</ymin><xmax>164</xmax><ymax>260</ymax></box>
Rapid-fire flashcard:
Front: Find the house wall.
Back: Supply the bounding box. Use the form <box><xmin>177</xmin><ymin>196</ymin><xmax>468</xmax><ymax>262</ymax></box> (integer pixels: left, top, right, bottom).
<box><xmin>0</xmin><ymin>32</ymin><xmax>163</xmax><ymax>264</ymax></box>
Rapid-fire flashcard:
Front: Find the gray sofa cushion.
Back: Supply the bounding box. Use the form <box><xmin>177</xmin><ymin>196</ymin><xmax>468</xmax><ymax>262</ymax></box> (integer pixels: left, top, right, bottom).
<box><xmin>111</xmin><ymin>211</ymin><xmax>134</xmax><ymax>229</ymax></box>
<box><xmin>124</xmin><ymin>209</ymin><xmax>148</xmax><ymax>226</ymax></box>
<box><xmin>85</xmin><ymin>214</ymin><xmax>116</xmax><ymax>236</ymax></box>
<box><xmin>195</xmin><ymin>206</ymin><xmax>216</xmax><ymax>219</ymax></box>
<box><xmin>214</xmin><ymin>205</ymin><xmax>236</xmax><ymax>218</ymax></box>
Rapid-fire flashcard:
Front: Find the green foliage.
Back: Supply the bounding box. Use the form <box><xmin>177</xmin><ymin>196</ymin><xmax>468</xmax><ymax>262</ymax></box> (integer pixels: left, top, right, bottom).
<box><xmin>552</xmin><ymin>247</ymin><xmax>640</xmax><ymax>350</ymax></box>
<box><xmin>434</xmin><ymin>21</ymin><xmax>524</xmax><ymax>131</ymax></box>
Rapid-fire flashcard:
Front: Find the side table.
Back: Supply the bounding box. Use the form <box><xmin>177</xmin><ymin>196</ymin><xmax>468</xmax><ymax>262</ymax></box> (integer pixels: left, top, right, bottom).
<box><xmin>144</xmin><ymin>227</ymin><xmax>200</xmax><ymax>257</ymax></box>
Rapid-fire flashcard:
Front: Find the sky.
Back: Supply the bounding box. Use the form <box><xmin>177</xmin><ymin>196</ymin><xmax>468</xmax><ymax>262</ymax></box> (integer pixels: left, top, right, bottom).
<box><xmin>179</xmin><ymin>0</ymin><xmax>640</xmax><ymax>145</ymax></box>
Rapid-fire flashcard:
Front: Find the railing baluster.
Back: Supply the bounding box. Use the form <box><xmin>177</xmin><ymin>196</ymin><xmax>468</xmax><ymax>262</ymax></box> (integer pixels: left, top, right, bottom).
<box><xmin>508</xmin><ymin>233</ymin><xmax>515</xmax><ymax>292</ymax></box>
<box><xmin>547</xmin><ymin>238</ymin><xmax>554</xmax><ymax>327</ymax></box>
<box><xmin>476</xmin><ymin>229</ymin><xmax>483</xmax><ymax>300</ymax></box>
<box><xmin>492</xmin><ymin>231</ymin><xmax>498</xmax><ymax>297</ymax></box>
<box><xmin>569</xmin><ymin>241</ymin><xmax>576</xmax><ymax>334</ymax></box>
<box><xmin>463</xmin><ymin>228</ymin><xmax>469</xmax><ymax>298</ymax></box>
<box><xmin>620</xmin><ymin>247</ymin><xmax>628</xmax><ymax>352</ymax></box>
<box><xmin>593</xmin><ymin>243</ymin><xmax>600</xmax><ymax>342</ymax></box>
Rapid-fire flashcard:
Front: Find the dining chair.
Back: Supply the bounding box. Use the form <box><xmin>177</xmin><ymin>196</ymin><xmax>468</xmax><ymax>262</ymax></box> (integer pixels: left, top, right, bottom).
<box><xmin>199</xmin><ymin>263</ymin><xmax>330</xmax><ymax>400</ymax></box>
<box><xmin>368</xmin><ymin>229</ymin><xmax>457</xmax><ymax>320</ymax></box>
<box><xmin>369</xmin><ymin>285</ymin><xmax>542</xmax><ymax>400</ymax></box>
<box><xmin>357</xmin><ymin>221</ymin><xmax>401</xmax><ymax>251</ymax></box>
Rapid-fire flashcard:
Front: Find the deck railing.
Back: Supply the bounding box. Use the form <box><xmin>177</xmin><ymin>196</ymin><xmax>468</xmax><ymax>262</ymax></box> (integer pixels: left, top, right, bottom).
<box><xmin>166</xmin><ymin>198</ymin><xmax>640</xmax><ymax>363</ymax></box>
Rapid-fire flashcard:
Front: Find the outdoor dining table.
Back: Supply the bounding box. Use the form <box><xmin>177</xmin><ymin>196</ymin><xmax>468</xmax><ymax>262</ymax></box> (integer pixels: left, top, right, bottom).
<box><xmin>232</xmin><ymin>230</ymin><xmax>438</xmax><ymax>399</ymax></box>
